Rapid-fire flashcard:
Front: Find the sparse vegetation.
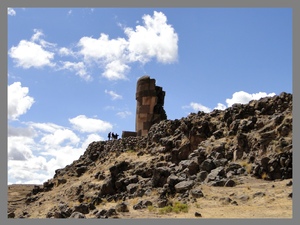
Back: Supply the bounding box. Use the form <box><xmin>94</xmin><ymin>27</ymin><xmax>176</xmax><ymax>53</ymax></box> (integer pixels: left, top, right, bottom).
<box><xmin>261</xmin><ymin>172</ymin><xmax>268</xmax><ymax>180</ymax></box>
<box><xmin>239</xmin><ymin>160</ymin><xmax>253</xmax><ymax>174</ymax></box>
<box><xmin>147</xmin><ymin>205</ymin><xmax>157</xmax><ymax>212</ymax></box>
<box><xmin>158</xmin><ymin>202</ymin><xmax>189</xmax><ymax>214</ymax></box>
<box><xmin>7</xmin><ymin>92</ymin><xmax>293</xmax><ymax>219</ymax></box>
<box><xmin>158</xmin><ymin>205</ymin><xmax>173</xmax><ymax>214</ymax></box>
<box><xmin>127</xmin><ymin>149</ymin><xmax>136</xmax><ymax>153</ymax></box>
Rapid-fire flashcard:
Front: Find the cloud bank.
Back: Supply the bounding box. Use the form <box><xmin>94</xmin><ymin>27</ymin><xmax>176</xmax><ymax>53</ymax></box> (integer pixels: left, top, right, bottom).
<box><xmin>184</xmin><ymin>91</ymin><xmax>276</xmax><ymax>113</ymax></box>
<box><xmin>7</xmin><ymin>83</ymin><xmax>113</xmax><ymax>184</ymax></box>
<box><xmin>8</xmin><ymin>11</ymin><xmax>178</xmax><ymax>81</ymax></box>
<box><xmin>69</xmin><ymin>115</ymin><xmax>113</xmax><ymax>133</ymax></box>
<box><xmin>8</xmin><ymin>82</ymin><xmax>35</xmax><ymax>120</ymax></box>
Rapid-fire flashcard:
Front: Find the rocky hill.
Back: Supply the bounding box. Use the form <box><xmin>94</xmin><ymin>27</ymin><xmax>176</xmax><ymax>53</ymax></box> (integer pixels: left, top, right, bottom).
<box><xmin>7</xmin><ymin>92</ymin><xmax>293</xmax><ymax>218</ymax></box>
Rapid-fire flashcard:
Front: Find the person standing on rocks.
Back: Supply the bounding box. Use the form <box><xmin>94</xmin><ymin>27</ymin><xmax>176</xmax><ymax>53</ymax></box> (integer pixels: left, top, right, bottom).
<box><xmin>108</xmin><ymin>132</ymin><xmax>111</xmax><ymax>141</ymax></box>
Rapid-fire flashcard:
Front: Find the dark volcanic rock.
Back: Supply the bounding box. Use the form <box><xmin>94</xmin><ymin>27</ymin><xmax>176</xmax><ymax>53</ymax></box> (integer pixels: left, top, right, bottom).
<box><xmin>116</xmin><ymin>202</ymin><xmax>129</xmax><ymax>212</ymax></box>
<box><xmin>69</xmin><ymin>212</ymin><xmax>86</xmax><ymax>218</ymax></box>
<box><xmin>133</xmin><ymin>200</ymin><xmax>153</xmax><ymax>210</ymax></box>
<box><xmin>206</xmin><ymin>167</ymin><xmax>226</xmax><ymax>183</ymax></box>
<box><xmin>17</xmin><ymin>92</ymin><xmax>292</xmax><ymax>218</ymax></box>
<box><xmin>197</xmin><ymin>171</ymin><xmax>208</xmax><ymax>182</ymax></box>
<box><xmin>174</xmin><ymin>180</ymin><xmax>194</xmax><ymax>193</ymax></box>
<box><xmin>8</xmin><ymin>212</ymin><xmax>15</xmax><ymax>218</ymax></box>
<box><xmin>72</xmin><ymin>203</ymin><xmax>89</xmax><ymax>214</ymax></box>
<box><xmin>224</xmin><ymin>179</ymin><xmax>236</xmax><ymax>187</ymax></box>
<box><xmin>152</xmin><ymin>167</ymin><xmax>171</xmax><ymax>187</ymax></box>
<box><xmin>190</xmin><ymin>188</ymin><xmax>204</xmax><ymax>198</ymax></box>
<box><xmin>200</xmin><ymin>159</ymin><xmax>216</xmax><ymax>173</ymax></box>
<box><xmin>126</xmin><ymin>183</ymin><xmax>139</xmax><ymax>194</ymax></box>
<box><xmin>100</xmin><ymin>178</ymin><xmax>115</xmax><ymax>195</ymax></box>
<box><xmin>195</xmin><ymin>212</ymin><xmax>202</xmax><ymax>217</ymax></box>
<box><xmin>76</xmin><ymin>166</ymin><xmax>87</xmax><ymax>177</ymax></box>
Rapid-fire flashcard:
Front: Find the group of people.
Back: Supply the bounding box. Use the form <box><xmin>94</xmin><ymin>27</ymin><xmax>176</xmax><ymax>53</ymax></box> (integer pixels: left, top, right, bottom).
<box><xmin>108</xmin><ymin>132</ymin><xmax>119</xmax><ymax>140</ymax></box>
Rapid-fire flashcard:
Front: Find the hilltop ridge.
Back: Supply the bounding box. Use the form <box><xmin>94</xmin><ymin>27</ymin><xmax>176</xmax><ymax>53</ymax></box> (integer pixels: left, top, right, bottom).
<box><xmin>8</xmin><ymin>92</ymin><xmax>293</xmax><ymax>218</ymax></box>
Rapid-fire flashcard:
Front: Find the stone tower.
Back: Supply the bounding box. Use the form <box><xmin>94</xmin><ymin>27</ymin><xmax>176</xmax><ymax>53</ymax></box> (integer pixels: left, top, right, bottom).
<box><xmin>135</xmin><ymin>76</ymin><xmax>167</xmax><ymax>136</ymax></box>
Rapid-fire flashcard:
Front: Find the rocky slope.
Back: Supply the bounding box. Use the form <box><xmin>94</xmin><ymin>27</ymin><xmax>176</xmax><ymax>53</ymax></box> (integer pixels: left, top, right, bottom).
<box><xmin>7</xmin><ymin>92</ymin><xmax>292</xmax><ymax>218</ymax></box>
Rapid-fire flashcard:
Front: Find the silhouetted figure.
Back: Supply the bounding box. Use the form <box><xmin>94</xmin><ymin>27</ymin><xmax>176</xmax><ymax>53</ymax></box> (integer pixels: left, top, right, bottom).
<box><xmin>115</xmin><ymin>133</ymin><xmax>119</xmax><ymax>139</ymax></box>
<box><xmin>112</xmin><ymin>132</ymin><xmax>115</xmax><ymax>140</ymax></box>
<box><xmin>108</xmin><ymin>132</ymin><xmax>111</xmax><ymax>140</ymax></box>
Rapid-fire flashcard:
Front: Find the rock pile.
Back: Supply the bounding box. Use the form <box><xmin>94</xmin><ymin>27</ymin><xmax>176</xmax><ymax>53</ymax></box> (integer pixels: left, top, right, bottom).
<box><xmin>12</xmin><ymin>92</ymin><xmax>292</xmax><ymax>218</ymax></box>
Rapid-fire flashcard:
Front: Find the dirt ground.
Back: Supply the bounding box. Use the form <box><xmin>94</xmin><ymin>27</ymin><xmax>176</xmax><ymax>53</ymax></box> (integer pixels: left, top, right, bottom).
<box><xmin>8</xmin><ymin>176</ymin><xmax>292</xmax><ymax>218</ymax></box>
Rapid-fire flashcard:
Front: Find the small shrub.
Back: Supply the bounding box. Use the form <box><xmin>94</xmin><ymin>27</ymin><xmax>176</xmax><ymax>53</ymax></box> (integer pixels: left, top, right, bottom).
<box><xmin>261</xmin><ymin>172</ymin><xmax>268</xmax><ymax>180</ymax></box>
<box><xmin>239</xmin><ymin>160</ymin><xmax>252</xmax><ymax>174</ymax></box>
<box><xmin>158</xmin><ymin>202</ymin><xmax>189</xmax><ymax>214</ymax></box>
<box><xmin>147</xmin><ymin>205</ymin><xmax>156</xmax><ymax>212</ymax></box>
<box><xmin>173</xmin><ymin>202</ymin><xmax>188</xmax><ymax>213</ymax></box>
<box><xmin>127</xmin><ymin>149</ymin><xmax>136</xmax><ymax>153</ymax></box>
<box><xmin>159</xmin><ymin>205</ymin><xmax>173</xmax><ymax>214</ymax></box>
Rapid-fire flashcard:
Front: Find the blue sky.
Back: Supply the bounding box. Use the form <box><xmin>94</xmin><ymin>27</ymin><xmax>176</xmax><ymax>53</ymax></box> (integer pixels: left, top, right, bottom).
<box><xmin>7</xmin><ymin>8</ymin><xmax>292</xmax><ymax>184</ymax></box>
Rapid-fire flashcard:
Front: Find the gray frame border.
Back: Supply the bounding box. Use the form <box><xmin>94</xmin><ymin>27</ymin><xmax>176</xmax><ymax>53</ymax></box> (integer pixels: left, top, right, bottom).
<box><xmin>1</xmin><ymin>0</ymin><xmax>298</xmax><ymax>225</ymax></box>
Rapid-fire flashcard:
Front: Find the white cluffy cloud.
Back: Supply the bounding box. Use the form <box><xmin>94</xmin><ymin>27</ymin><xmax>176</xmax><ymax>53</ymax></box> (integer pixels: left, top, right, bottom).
<box><xmin>105</xmin><ymin>89</ymin><xmax>123</xmax><ymax>100</ymax></box>
<box><xmin>8</xmin><ymin>11</ymin><xmax>178</xmax><ymax>82</ymax></box>
<box><xmin>40</xmin><ymin>129</ymin><xmax>80</xmax><ymax>146</ymax></box>
<box><xmin>8</xmin><ymin>29</ymin><xmax>56</xmax><ymax>69</ymax></box>
<box><xmin>8</xmin><ymin>8</ymin><xmax>16</xmax><ymax>16</ymax></box>
<box><xmin>225</xmin><ymin>91</ymin><xmax>276</xmax><ymax>107</ymax></box>
<box><xmin>184</xmin><ymin>91</ymin><xmax>276</xmax><ymax>113</ymax></box>
<box><xmin>76</xmin><ymin>11</ymin><xmax>178</xmax><ymax>80</ymax></box>
<box><xmin>8</xmin><ymin>118</ymin><xmax>108</xmax><ymax>184</ymax></box>
<box><xmin>59</xmin><ymin>61</ymin><xmax>91</xmax><ymax>81</ymax></box>
<box><xmin>124</xmin><ymin>11</ymin><xmax>178</xmax><ymax>64</ymax></box>
<box><xmin>69</xmin><ymin>115</ymin><xmax>113</xmax><ymax>133</ymax></box>
<box><xmin>8</xmin><ymin>136</ymin><xmax>35</xmax><ymax>161</ymax></box>
<box><xmin>8</xmin><ymin>82</ymin><xmax>35</xmax><ymax>120</ymax></box>
<box><xmin>58</xmin><ymin>47</ymin><xmax>76</xmax><ymax>57</ymax></box>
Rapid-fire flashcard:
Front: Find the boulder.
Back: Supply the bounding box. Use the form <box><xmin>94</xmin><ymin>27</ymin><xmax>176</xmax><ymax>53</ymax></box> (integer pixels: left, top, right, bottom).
<box><xmin>72</xmin><ymin>203</ymin><xmax>89</xmax><ymax>214</ymax></box>
<box><xmin>190</xmin><ymin>188</ymin><xmax>204</xmax><ymax>198</ymax></box>
<box><xmin>195</xmin><ymin>212</ymin><xmax>202</xmax><ymax>217</ymax></box>
<box><xmin>8</xmin><ymin>212</ymin><xmax>15</xmax><ymax>218</ymax></box>
<box><xmin>116</xmin><ymin>202</ymin><xmax>129</xmax><ymax>212</ymax></box>
<box><xmin>200</xmin><ymin>159</ymin><xmax>216</xmax><ymax>173</ymax></box>
<box><xmin>152</xmin><ymin>167</ymin><xmax>171</xmax><ymax>187</ymax></box>
<box><xmin>75</xmin><ymin>166</ymin><xmax>87</xmax><ymax>177</ymax></box>
<box><xmin>225</xmin><ymin>163</ymin><xmax>242</xmax><ymax>173</ymax></box>
<box><xmin>174</xmin><ymin>180</ymin><xmax>194</xmax><ymax>193</ymax></box>
<box><xmin>205</xmin><ymin>167</ymin><xmax>225</xmax><ymax>183</ymax></box>
<box><xmin>69</xmin><ymin>212</ymin><xmax>86</xmax><ymax>218</ymax></box>
<box><xmin>126</xmin><ymin>183</ymin><xmax>139</xmax><ymax>194</ymax></box>
<box><xmin>224</xmin><ymin>179</ymin><xmax>236</xmax><ymax>187</ymax></box>
<box><xmin>100</xmin><ymin>178</ymin><xmax>115</xmax><ymax>195</ymax></box>
<box><xmin>196</xmin><ymin>171</ymin><xmax>208</xmax><ymax>182</ymax></box>
<box><xmin>133</xmin><ymin>200</ymin><xmax>153</xmax><ymax>210</ymax></box>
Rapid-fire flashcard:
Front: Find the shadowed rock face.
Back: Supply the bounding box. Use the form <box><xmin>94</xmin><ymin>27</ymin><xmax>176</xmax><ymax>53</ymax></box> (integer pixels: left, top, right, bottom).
<box><xmin>135</xmin><ymin>76</ymin><xmax>167</xmax><ymax>136</ymax></box>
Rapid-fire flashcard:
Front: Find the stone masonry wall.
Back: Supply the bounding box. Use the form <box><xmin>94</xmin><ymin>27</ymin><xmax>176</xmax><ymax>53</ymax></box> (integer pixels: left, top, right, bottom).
<box><xmin>135</xmin><ymin>76</ymin><xmax>167</xmax><ymax>136</ymax></box>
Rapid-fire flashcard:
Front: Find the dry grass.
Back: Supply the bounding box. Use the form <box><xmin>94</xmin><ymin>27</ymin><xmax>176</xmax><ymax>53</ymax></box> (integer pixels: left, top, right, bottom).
<box><xmin>261</xmin><ymin>172</ymin><xmax>268</xmax><ymax>180</ymax></box>
<box><xmin>147</xmin><ymin>205</ymin><xmax>157</xmax><ymax>212</ymax></box>
<box><xmin>239</xmin><ymin>160</ymin><xmax>253</xmax><ymax>174</ymax></box>
<box><xmin>8</xmin><ymin>177</ymin><xmax>293</xmax><ymax>218</ymax></box>
<box><xmin>158</xmin><ymin>202</ymin><xmax>189</xmax><ymax>214</ymax></box>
